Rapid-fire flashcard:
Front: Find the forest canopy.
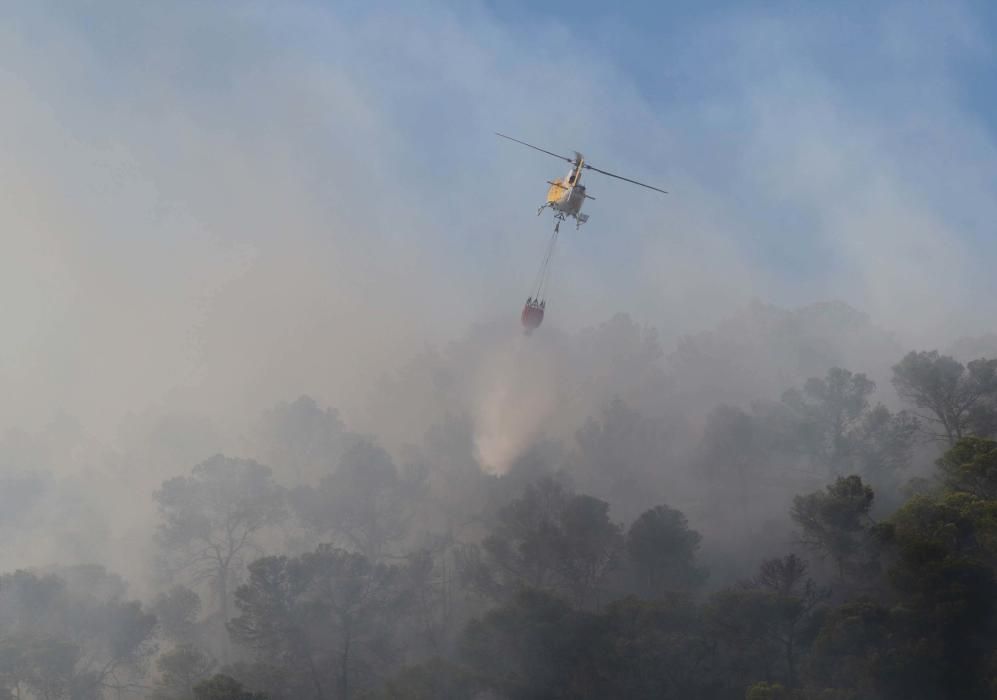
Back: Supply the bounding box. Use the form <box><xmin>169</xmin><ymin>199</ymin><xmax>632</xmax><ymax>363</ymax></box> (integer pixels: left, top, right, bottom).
<box><xmin>3</xmin><ymin>305</ymin><xmax>997</xmax><ymax>699</ymax></box>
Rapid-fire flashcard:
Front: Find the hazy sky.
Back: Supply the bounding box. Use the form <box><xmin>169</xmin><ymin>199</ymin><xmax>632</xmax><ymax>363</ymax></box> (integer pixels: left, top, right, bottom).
<box><xmin>3</xmin><ymin>0</ymin><xmax>997</xmax><ymax>437</ymax></box>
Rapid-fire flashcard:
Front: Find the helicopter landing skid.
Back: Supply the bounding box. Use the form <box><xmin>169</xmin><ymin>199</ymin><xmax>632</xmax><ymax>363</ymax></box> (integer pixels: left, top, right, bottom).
<box><xmin>553</xmin><ymin>213</ymin><xmax>566</xmax><ymax>233</ymax></box>
<box><xmin>538</xmin><ymin>209</ymin><xmax>582</xmax><ymax>234</ymax></box>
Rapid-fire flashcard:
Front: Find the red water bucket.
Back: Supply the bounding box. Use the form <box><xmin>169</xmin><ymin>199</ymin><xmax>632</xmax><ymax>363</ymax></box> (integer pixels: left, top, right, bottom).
<box><xmin>521</xmin><ymin>301</ymin><xmax>544</xmax><ymax>333</ymax></box>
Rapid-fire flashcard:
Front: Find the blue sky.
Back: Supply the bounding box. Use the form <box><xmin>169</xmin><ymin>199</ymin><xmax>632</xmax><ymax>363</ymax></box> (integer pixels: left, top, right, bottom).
<box><xmin>3</xmin><ymin>0</ymin><xmax>997</xmax><ymax>433</ymax></box>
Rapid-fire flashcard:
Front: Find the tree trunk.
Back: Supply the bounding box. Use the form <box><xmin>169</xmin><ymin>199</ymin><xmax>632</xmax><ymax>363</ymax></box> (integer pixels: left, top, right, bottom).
<box><xmin>340</xmin><ymin>620</ymin><xmax>352</xmax><ymax>700</ymax></box>
<box><xmin>306</xmin><ymin>650</ymin><xmax>326</xmax><ymax>700</ymax></box>
<box><xmin>217</xmin><ymin>561</ymin><xmax>232</xmax><ymax>662</ymax></box>
<box><xmin>785</xmin><ymin>637</ymin><xmax>797</xmax><ymax>689</ymax></box>
<box><xmin>217</xmin><ymin>569</ymin><xmax>228</xmax><ymax>622</ymax></box>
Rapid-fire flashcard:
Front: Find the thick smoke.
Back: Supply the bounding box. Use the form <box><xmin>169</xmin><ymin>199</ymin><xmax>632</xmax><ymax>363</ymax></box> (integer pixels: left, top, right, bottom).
<box><xmin>3</xmin><ymin>2</ymin><xmax>997</xmax><ymax>698</ymax></box>
<box><xmin>5</xmin><ymin>1</ymin><xmax>995</xmax><ymax>445</ymax></box>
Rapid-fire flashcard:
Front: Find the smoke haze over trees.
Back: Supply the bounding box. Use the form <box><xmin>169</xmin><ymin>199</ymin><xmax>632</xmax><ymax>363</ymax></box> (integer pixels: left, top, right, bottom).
<box><xmin>4</xmin><ymin>299</ymin><xmax>997</xmax><ymax>698</ymax></box>
<box><xmin>6</xmin><ymin>1</ymin><xmax>997</xmax><ymax>698</ymax></box>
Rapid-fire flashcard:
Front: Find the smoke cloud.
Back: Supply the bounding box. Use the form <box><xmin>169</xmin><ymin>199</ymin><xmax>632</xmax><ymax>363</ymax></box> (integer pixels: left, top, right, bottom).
<box><xmin>2</xmin><ymin>0</ymin><xmax>997</xmax><ymax>603</ymax></box>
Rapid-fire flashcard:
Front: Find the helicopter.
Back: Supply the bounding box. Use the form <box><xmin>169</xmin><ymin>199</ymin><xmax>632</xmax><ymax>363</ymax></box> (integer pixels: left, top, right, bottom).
<box><xmin>496</xmin><ymin>133</ymin><xmax>667</xmax><ymax>334</ymax></box>
<box><xmin>495</xmin><ymin>132</ymin><xmax>667</xmax><ymax>233</ymax></box>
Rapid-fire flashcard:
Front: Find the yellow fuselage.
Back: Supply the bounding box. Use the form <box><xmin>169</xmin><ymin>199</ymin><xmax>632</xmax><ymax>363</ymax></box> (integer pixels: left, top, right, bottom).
<box><xmin>545</xmin><ymin>168</ymin><xmax>587</xmax><ymax>217</ymax></box>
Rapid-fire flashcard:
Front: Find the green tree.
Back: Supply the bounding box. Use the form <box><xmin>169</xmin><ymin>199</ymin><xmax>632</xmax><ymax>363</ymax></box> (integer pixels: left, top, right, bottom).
<box><xmin>21</xmin><ymin>639</ymin><xmax>78</xmax><ymax>700</ymax></box>
<box><xmin>744</xmin><ymin>682</ymin><xmax>800</xmax><ymax>700</ymax></box>
<box><xmin>460</xmin><ymin>589</ymin><xmax>609</xmax><ymax>699</ymax></box>
<box><xmin>0</xmin><ymin>569</ymin><xmax>157</xmax><ymax>699</ymax></box>
<box><xmin>892</xmin><ymin>351</ymin><xmax>997</xmax><ymax>445</ymax></box>
<box><xmin>461</xmin><ymin>590</ymin><xmax>723</xmax><ymax>700</ymax></box>
<box><xmin>291</xmin><ymin>440</ymin><xmax>420</xmax><ymax>561</ymax></box>
<box><xmin>697</xmin><ymin>405</ymin><xmax>759</xmax><ymax>489</ymax></box>
<box><xmin>935</xmin><ymin>436</ymin><xmax>997</xmax><ymax>499</ymax></box>
<box><xmin>229</xmin><ymin>546</ymin><xmax>413</xmax><ymax>700</ymax></box>
<box><xmin>886</xmin><ymin>491</ymin><xmax>997</xmax><ymax>574</ymax></box>
<box><xmin>790</xmin><ymin>476</ymin><xmax>876</xmax><ymax>582</ymax></box>
<box><xmin>248</xmin><ymin>395</ymin><xmax>354</xmax><ymax>484</ymax></box>
<box><xmin>554</xmin><ymin>495</ymin><xmax>625</xmax><ymax>607</ymax></box>
<box><xmin>846</xmin><ymin>404</ymin><xmax>919</xmax><ymax>496</ymax></box>
<box><xmin>474</xmin><ymin>479</ymin><xmax>623</xmax><ymax>607</ymax></box>
<box><xmin>358</xmin><ymin>658</ymin><xmax>479</xmax><ymax>700</ymax></box>
<box><xmin>600</xmin><ymin>596</ymin><xmax>721</xmax><ymax>699</ymax></box>
<box><xmin>810</xmin><ymin>493</ymin><xmax>997</xmax><ymax>699</ymax></box>
<box><xmin>695</xmin><ymin>403</ymin><xmax>797</xmax><ymax>541</ymax></box>
<box><xmin>152</xmin><ymin>645</ymin><xmax>216</xmax><ymax>700</ymax></box>
<box><xmin>152</xmin><ymin>586</ymin><xmax>202</xmax><ymax>644</ymax></box>
<box><xmin>806</xmin><ymin>599</ymin><xmax>891</xmax><ymax>698</ymax></box>
<box><xmin>478</xmin><ymin>478</ymin><xmax>571</xmax><ymax>594</ymax></box>
<box><xmin>225</xmin><ymin>555</ymin><xmax>319</xmax><ymax>699</ymax></box>
<box><xmin>806</xmin><ymin>438</ymin><xmax>997</xmax><ymax>699</ymax></box>
<box><xmin>155</xmin><ymin>455</ymin><xmax>287</xmax><ymax>628</ymax></box>
<box><xmin>573</xmin><ymin>398</ymin><xmax>673</xmax><ymax>521</ymax></box>
<box><xmin>193</xmin><ymin>674</ymin><xmax>268</xmax><ymax>700</ymax></box>
<box><xmin>709</xmin><ymin>555</ymin><xmax>826</xmax><ymax>692</ymax></box>
<box><xmin>625</xmin><ymin>504</ymin><xmax>707</xmax><ymax>596</ymax></box>
<box><xmin>752</xmin><ymin>555</ymin><xmax>827</xmax><ymax>688</ymax></box>
<box><xmin>780</xmin><ymin>368</ymin><xmax>918</xmax><ymax>489</ymax></box>
<box><xmin>782</xmin><ymin>368</ymin><xmax>875</xmax><ymax>476</ymax></box>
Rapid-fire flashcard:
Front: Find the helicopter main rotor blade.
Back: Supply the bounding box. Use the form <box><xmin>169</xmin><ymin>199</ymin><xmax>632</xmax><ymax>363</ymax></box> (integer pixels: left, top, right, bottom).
<box><xmin>584</xmin><ymin>164</ymin><xmax>668</xmax><ymax>194</ymax></box>
<box><xmin>495</xmin><ymin>133</ymin><xmax>574</xmax><ymax>164</ymax></box>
